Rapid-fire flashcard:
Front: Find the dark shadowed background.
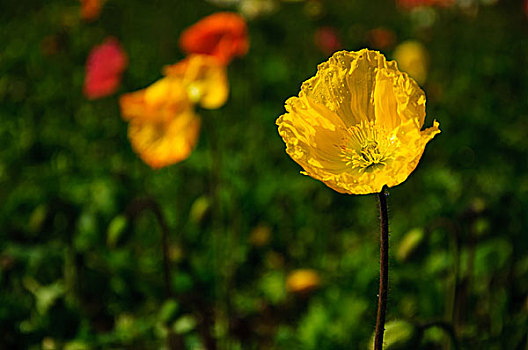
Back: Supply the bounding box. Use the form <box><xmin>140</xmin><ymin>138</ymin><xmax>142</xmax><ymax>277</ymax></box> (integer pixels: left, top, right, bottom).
<box><xmin>1</xmin><ymin>0</ymin><xmax>527</xmax><ymax>348</ymax></box>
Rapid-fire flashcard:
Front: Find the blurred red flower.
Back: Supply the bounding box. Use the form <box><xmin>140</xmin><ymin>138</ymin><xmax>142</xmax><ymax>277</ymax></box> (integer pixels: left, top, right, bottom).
<box><xmin>179</xmin><ymin>12</ymin><xmax>249</xmax><ymax>65</ymax></box>
<box><xmin>84</xmin><ymin>37</ymin><xmax>128</xmax><ymax>99</ymax></box>
<box><xmin>396</xmin><ymin>0</ymin><xmax>454</xmax><ymax>9</ymax></box>
<box><xmin>367</xmin><ymin>28</ymin><xmax>396</xmax><ymax>50</ymax></box>
<box><xmin>313</xmin><ymin>26</ymin><xmax>342</xmax><ymax>55</ymax></box>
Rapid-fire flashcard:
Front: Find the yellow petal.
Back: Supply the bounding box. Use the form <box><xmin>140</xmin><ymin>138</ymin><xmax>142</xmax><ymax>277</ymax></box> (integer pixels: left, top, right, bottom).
<box><xmin>119</xmin><ymin>89</ymin><xmax>148</xmax><ymax>121</ymax></box>
<box><xmin>297</xmin><ymin>50</ymin><xmax>426</xmax><ymax>129</ymax></box>
<box><xmin>278</xmin><ymin>108</ymin><xmax>349</xmax><ymax>174</ymax></box>
<box><xmin>164</xmin><ymin>55</ymin><xmax>229</xmax><ymax>109</ymax></box>
<box><xmin>384</xmin><ymin>119</ymin><xmax>440</xmax><ymax>187</ymax></box>
<box><xmin>120</xmin><ymin>77</ymin><xmax>191</xmax><ymax>123</ymax></box>
<box><xmin>373</xmin><ymin>70</ymin><xmax>400</xmax><ymax>130</ymax></box>
<box><xmin>393</xmin><ymin>40</ymin><xmax>429</xmax><ymax>85</ymax></box>
<box><xmin>276</xmin><ymin>49</ymin><xmax>440</xmax><ymax>195</ymax></box>
<box><xmin>299</xmin><ymin>50</ymin><xmax>378</xmax><ymax>126</ymax></box>
<box><xmin>128</xmin><ymin>108</ymin><xmax>201</xmax><ymax>169</ymax></box>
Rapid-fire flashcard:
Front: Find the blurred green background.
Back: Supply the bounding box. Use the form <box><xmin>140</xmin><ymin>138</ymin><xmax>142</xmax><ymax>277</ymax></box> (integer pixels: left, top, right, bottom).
<box><xmin>1</xmin><ymin>0</ymin><xmax>527</xmax><ymax>349</ymax></box>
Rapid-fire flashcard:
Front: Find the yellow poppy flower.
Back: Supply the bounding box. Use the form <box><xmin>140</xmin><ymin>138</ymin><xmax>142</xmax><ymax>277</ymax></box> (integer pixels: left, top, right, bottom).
<box><xmin>163</xmin><ymin>55</ymin><xmax>229</xmax><ymax>109</ymax></box>
<box><xmin>276</xmin><ymin>49</ymin><xmax>440</xmax><ymax>195</ymax></box>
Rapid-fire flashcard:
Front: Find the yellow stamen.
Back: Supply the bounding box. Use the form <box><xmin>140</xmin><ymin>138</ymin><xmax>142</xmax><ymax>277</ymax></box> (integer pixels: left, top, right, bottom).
<box><xmin>341</xmin><ymin>121</ymin><xmax>396</xmax><ymax>172</ymax></box>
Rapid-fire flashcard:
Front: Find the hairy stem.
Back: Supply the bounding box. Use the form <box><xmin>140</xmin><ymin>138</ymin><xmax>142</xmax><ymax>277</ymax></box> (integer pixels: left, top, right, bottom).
<box><xmin>374</xmin><ymin>188</ymin><xmax>389</xmax><ymax>350</ymax></box>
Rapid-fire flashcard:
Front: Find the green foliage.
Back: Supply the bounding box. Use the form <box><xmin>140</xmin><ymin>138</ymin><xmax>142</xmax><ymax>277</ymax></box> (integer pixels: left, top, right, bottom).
<box><xmin>1</xmin><ymin>0</ymin><xmax>527</xmax><ymax>349</ymax></box>
<box><xmin>369</xmin><ymin>320</ymin><xmax>420</xmax><ymax>350</ymax></box>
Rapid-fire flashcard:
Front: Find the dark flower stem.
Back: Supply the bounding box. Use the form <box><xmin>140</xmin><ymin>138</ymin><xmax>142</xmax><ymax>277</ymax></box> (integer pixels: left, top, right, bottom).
<box><xmin>126</xmin><ymin>198</ymin><xmax>173</xmax><ymax>297</ymax></box>
<box><xmin>150</xmin><ymin>200</ymin><xmax>173</xmax><ymax>299</ymax></box>
<box><xmin>125</xmin><ymin>198</ymin><xmax>179</xmax><ymax>350</ymax></box>
<box><xmin>149</xmin><ymin>201</ymin><xmax>186</xmax><ymax>350</ymax></box>
<box><xmin>374</xmin><ymin>188</ymin><xmax>389</xmax><ymax>350</ymax></box>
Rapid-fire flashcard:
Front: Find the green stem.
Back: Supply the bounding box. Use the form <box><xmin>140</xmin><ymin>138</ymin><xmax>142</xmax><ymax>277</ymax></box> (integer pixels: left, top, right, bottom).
<box><xmin>126</xmin><ymin>198</ymin><xmax>178</xmax><ymax>349</ymax></box>
<box><xmin>204</xmin><ymin>111</ymin><xmax>229</xmax><ymax>349</ymax></box>
<box><xmin>374</xmin><ymin>188</ymin><xmax>389</xmax><ymax>350</ymax></box>
<box><xmin>150</xmin><ymin>200</ymin><xmax>173</xmax><ymax>299</ymax></box>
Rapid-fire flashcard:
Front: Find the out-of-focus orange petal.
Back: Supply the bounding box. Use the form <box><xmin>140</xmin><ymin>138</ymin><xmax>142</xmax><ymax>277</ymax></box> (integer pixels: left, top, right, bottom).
<box><xmin>164</xmin><ymin>55</ymin><xmax>229</xmax><ymax>109</ymax></box>
<box><xmin>119</xmin><ymin>77</ymin><xmax>190</xmax><ymax>123</ymax></box>
<box><xmin>128</xmin><ymin>110</ymin><xmax>201</xmax><ymax>169</ymax></box>
<box><xmin>80</xmin><ymin>0</ymin><xmax>103</xmax><ymax>21</ymax></box>
<box><xmin>120</xmin><ymin>76</ymin><xmax>202</xmax><ymax>168</ymax></box>
<box><xmin>179</xmin><ymin>12</ymin><xmax>249</xmax><ymax>65</ymax></box>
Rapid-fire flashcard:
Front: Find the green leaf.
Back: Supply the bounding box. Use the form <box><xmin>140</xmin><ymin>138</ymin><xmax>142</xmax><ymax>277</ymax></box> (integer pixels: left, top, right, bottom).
<box><xmin>107</xmin><ymin>215</ymin><xmax>128</xmax><ymax>247</ymax></box>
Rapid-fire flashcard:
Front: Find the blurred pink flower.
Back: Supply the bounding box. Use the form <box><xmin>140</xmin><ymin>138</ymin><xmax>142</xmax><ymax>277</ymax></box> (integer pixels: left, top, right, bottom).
<box><xmin>84</xmin><ymin>37</ymin><xmax>128</xmax><ymax>99</ymax></box>
<box><xmin>313</xmin><ymin>26</ymin><xmax>342</xmax><ymax>55</ymax></box>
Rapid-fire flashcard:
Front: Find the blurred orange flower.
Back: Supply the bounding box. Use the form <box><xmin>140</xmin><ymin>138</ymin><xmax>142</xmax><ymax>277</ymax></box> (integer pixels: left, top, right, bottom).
<box><xmin>179</xmin><ymin>12</ymin><xmax>249</xmax><ymax>65</ymax></box>
<box><xmin>164</xmin><ymin>55</ymin><xmax>229</xmax><ymax>109</ymax></box>
<box><xmin>127</xmin><ymin>110</ymin><xmax>201</xmax><ymax>169</ymax></box>
<box><xmin>84</xmin><ymin>37</ymin><xmax>128</xmax><ymax>99</ymax></box>
<box><xmin>286</xmin><ymin>269</ymin><xmax>321</xmax><ymax>293</ymax></box>
<box><xmin>120</xmin><ymin>77</ymin><xmax>190</xmax><ymax>124</ymax></box>
<box><xmin>80</xmin><ymin>0</ymin><xmax>103</xmax><ymax>21</ymax></box>
<box><xmin>120</xmin><ymin>78</ymin><xmax>201</xmax><ymax>168</ymax></box>
<box><xmin>119</xmin><ymin>55</ymin><xmax>229</xmax><ymax>168</ymax></box>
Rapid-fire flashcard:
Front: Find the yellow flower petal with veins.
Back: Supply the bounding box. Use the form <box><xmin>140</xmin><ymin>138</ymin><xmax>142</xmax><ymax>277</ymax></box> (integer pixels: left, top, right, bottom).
<box><xmin>164</xmin><ymin>55</ymin><xmax>229</xmax><ymax>109</ymax></box>
<box><xmin>276</xmin><ymin>49</ymin><xmax>440</xmax><ymax>195</ymax></box>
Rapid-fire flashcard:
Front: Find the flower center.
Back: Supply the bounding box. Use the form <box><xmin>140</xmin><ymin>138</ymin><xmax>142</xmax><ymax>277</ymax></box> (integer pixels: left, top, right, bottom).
<box><xmin>340</xmin><ymin>121</ymin><xmax>396</xmax><ymax>172</ymax></box>
<box><xmin>187</xmin><ymin>82</ymin><xmax>203</xmax><ymax>103</ymax></box>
